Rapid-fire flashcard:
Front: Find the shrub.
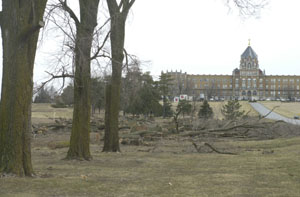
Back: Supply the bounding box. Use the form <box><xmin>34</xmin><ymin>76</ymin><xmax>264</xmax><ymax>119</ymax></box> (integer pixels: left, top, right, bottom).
<box><xmin>51</xmin><ymin>97</ymin><xmax>67</xmax><ymax>108</ymax></box>
<box><xmin>198</xmin><ymin>100</ymin><xmax>213</xmax><ymax>119</ymax></box>
<box><xmin>221</xmin><ymin>100</ymin><xmax>245</xmax><ymax>120</ymax></box>
<box><xmin>177</xmin><ymin>100</ymin><xmax>192</xmax><ymax>117</ymax></box>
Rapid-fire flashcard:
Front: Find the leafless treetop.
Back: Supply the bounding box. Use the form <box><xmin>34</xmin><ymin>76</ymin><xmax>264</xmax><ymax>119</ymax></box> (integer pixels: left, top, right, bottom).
<box><xmin>226</xmin><ymin>0</ymin><xmax>268</xmax><ymax>18</ymax></box>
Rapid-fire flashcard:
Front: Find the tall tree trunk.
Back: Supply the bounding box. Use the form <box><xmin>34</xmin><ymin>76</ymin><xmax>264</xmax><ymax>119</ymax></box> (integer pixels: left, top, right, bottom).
<box><xmin>103</xmin><ymin>24</ymin><xmax>123</xmax><ymax>151</ymax></box>
<box><xmin>103</xmin><ymin>0</ymin><xmax>135</xmax><ymax>152</ymax></box>
<box><xmin>66</xmin><ymin>0</ymin><xmax>100</xmax><ymax>160</ymax></box>
<box><xmin>0</xmin><ymin>0</ymin><xmax>47</xmax><ymax>176</ymax></box>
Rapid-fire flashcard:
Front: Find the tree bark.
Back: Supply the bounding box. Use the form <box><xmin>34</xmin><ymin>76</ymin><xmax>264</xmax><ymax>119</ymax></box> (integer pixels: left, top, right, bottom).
<box><xmin>103</xmin><ymin>0</ymin><xmax>135</xmax><ymax>152</ymax></box>
<box><xmin>0</xmin><ymin>0</ymin><xmax>47</xmax><ymax>176</ymax></box>
<box><xmin>66</xmin><ymin>0</ymin><xmax>100</xmax><ymax>160</ymax></box>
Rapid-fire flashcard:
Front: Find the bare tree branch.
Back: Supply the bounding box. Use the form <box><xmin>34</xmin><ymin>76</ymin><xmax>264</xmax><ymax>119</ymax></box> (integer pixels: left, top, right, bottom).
<box><xmin>118</xmin><ymin>0</ymin><xmax>125</xmax><ymax>11</ymax></box>
<box><xmin>226</xmin><ymin>0</ymin><xmax>268</xmax><ymax>18</ymax></box>
<box><xmin>59</xmin><ymin>0</ymin><xmax>80</xmax><ymax>26</ymax></box>
<box><xmin>35</xmin><ymin>70</ymin><xmax>74</xmax><ymax>94</ymax></box>
<box><xmin>90</xmin><ymin>31</ymin><xmax>111</xmax><ymax>60</ymax></box>
<box><xmin>123</xmin><ymin>0</ymin><xmax>135</xmax><ymax>15</ymax></box>
<box><xmin>107</xmin><ymin>0</ymin><xmax>120</xmax><ymax>15</ymax></box>
<box><xmin>47</xmin><ymin>11</ymin><xmax>75</xmax><ymax>42</ymax></box>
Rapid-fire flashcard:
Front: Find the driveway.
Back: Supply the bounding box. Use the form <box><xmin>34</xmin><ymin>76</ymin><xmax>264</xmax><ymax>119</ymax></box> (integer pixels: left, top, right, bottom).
<box><xmin>250</xmin><ymin>102</ymin><xmax>300</xmax><ymax>125</ymax></box>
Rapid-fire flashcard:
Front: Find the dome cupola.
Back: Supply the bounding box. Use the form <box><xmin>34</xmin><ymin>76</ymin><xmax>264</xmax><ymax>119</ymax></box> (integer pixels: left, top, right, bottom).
<box><xmin>240</xmin><ymin>40</ymin><xmax>259</xmax><ymax>71</ymax></box>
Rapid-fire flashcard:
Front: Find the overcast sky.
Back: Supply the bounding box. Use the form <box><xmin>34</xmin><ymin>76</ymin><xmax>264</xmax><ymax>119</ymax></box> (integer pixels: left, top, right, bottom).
<box><xmin>124</xmin><ymin>0</ymin><xmax>300</xmax><ymax>78</ymax></box>
<box><xmin>1</xmin><ymin>0</ymin><xmax>300</xmax><ymax>86</ymax></box>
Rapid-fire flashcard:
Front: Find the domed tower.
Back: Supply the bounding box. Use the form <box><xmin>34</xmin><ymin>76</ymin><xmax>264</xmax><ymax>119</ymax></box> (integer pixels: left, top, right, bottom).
<box><xmin>239</xmin><ymin>40</ymin><xmax>260</xmax><ymax>76</ymax></box>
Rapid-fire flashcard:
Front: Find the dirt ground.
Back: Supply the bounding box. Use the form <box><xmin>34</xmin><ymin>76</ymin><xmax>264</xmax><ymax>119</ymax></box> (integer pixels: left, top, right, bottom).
<box><xmin>1</xmin><ymin>104</ymin><xmax>300</xmax><ymax>197</ymax></box>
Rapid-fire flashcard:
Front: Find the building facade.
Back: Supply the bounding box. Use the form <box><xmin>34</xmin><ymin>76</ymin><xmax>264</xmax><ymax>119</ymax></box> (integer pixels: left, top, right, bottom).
<box><xmin>167</xmin><ymin>44</ymin><xmax>300</xmax><ymax>101</ymax></box>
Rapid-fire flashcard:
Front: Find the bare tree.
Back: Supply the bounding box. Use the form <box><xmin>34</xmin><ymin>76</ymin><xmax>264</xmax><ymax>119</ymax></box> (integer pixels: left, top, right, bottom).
<box><xmin>225</xmin><ymin>0</ymin><xmax>268</xmax><ymax>18</ymax></box>
<box><xmin>54</xmin><ymin>0</ymin><xmax>101</xmax><ymax>160</ymax></box>
<box><xmin>103</xmin><ymin>0</ymin><xmax>135</xmax><ymax>152</ymax></box>
<box><xmin>0</xmin><ymin>0</ymin><xmax>48</xmax><ymax>176</ymax></box>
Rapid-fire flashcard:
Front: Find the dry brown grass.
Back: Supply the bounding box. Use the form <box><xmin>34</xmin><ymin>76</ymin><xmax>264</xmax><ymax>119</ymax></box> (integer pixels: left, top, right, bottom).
<box><xmin>260</xmin><ymin>101</ymin><xmax>300</xmax><ymax>118</ymax></box>
<box><xmin>208</xmin><ymin>101</ymin><xmax>258</xmax><ymax>119</ymax></box>
<box><xmin>1</xmin><ymin>103</ymin><xmax>299</xmax><ymax>196</ymax></box>
<box><xmin>32</xmin><ymin>103</ymin><xmax>73</xmax><ymax>124</ymax></box>
<box><xmin>1</xmin><ymin>131</ymin><xmax>300</xmax><ymax>197</ymax></box>
<box><xmin>47</xmin><ymin>141</ymin><xmax>70</xmax><ymax>150</ymax></box>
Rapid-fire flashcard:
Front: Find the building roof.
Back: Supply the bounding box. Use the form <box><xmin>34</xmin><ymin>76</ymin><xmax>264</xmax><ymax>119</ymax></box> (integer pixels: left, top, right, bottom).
<box><xmin>241</xmin><ymin>46</ymin><xmax>258</xmax><ymax>59</ymax></box>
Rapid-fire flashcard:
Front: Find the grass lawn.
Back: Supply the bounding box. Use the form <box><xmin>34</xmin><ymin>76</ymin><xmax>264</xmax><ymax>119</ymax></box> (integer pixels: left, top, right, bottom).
<box><xmin>32</xmin><ymin>103</ymin><xmax>73</xmax><ymax>124</ymax></box>
<box><xmin>2</xmin><ymin>103</ymin><xmax>299</xmax><ymax>196</ymax></box>
<box><xmin>1</xmin><ymin>134</ymin><xmax>300</xmax><ymax>197</ymax></box>
<box><xmin>260</xmin><ymin>101</ymin><xmax>300</xmax><ymax>118</ymax></box>
<box><xmin>208</xmin><ymin>101</ymin><xmax>258</xmax><ymax>119</ymax></box>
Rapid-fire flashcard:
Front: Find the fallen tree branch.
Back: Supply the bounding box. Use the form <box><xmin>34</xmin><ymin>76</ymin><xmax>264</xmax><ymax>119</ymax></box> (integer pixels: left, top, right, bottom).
<box><xmin>192</xmin><ymin>142</ymin><xmax>201</xmax><ymax>152</ymax></box>
<box><xmin>222</xmin><ymin>120</ymin><xmax>235</xmax><ymax>129</ymax></box>
<box><xmin>182</xmin><ymin>122</ymin><xmax>265</xmax><ymax>137</ymax></box>
<box><xmin>97</xmin><ymin>125</ymin><xmax>131</xmax><ymax>130</ymax></box>
<box><xmin>192</xmin><ymin>142</ymin><xmax>237</xmax><ymax>155</ymax></box>
<box><xmin>258</xmin><ymin>105</ymin><xmax>279</xmax><ymax>121</ymax></box>
<box><xmin>208</xmin><ymin>123</ymin><xmax>265</xmax><ymax>132</ymax></box>
<box><xmin>204</xmin><ymin>142</ymin><xmax>237</xmax><ymax>155</ymax></box>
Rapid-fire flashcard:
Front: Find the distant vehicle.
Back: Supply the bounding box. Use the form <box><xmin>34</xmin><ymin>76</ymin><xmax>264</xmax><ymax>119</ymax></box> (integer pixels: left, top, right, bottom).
<box><xmin>294</xmin><ymin>115</ymin><xmax>299</xmax><ymax>120</ymax></box>
<box><xmin>266</xmin><ymin>98</ymin><xmax>271</xmax><ymax>101</ymax></box>
<box><xmin>199</xmin><ymin>93</ymin><xmax>205</xmax><ymax>100</ymax></box>
<box><xmin>209</xmin><ymin>98</ymin><xmax>214</xmax><ymax>101</ymax></box>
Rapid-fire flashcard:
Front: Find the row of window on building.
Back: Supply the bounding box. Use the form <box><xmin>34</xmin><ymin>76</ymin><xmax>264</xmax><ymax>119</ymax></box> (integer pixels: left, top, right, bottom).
<box><xmin>197</xmin><ymin>90</ymin><xmax>300</xmax><ymax>97</ymax></box>
<box><xmin>190</xmin><ymin>77</ymin><xmax>300</xmax><ymax>83</ymax></box>
<box><xmin>194</xmin><ymin>83</ymin><xmax>300</xmax><ymax>90</ymax></box>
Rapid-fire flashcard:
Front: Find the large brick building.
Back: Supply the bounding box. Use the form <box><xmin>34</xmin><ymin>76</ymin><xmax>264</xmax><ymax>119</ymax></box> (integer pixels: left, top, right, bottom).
<box><xmin>167</xmin><ymin>43</ymin><xmax>300</xmax><ymax>101</ymax></box>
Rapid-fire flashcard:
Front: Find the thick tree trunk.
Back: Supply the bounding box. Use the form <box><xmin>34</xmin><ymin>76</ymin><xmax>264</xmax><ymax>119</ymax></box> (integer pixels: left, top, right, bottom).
<box><xmin>103</xmin><ymin>83</ymin><xmax>120</xmax><ymax>151</ymax></box>
<box><xmin>103</xmin><ymin>77</ymin><xmax>121</xmax><ymax>152</ymax></box>
<box><xmin>103</xmin><ymin>16</ymin><xmax>125</xmax><ymax>152</ymax></box>
<box><xmin>103</xmin><ymin>0</ymin><xmax>135</xmax><ymax>152</ymax></box>
<box><xmin>66</xmin><ymin>0</ymin><xmax>99</xmax><ymax>160</ymax></box>
<box><xmin>0</xmin><ymin>0</ymin><xmax>47</xmax><ymax>176</ymax></box>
